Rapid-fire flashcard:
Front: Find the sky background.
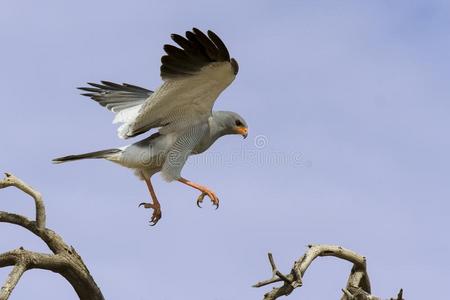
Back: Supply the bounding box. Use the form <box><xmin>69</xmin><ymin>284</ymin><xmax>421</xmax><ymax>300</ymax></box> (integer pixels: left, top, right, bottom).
<box><xmin>1</xmin><ymin>0</ymin><xmax>449</xmax><ymax>299</ymax></box>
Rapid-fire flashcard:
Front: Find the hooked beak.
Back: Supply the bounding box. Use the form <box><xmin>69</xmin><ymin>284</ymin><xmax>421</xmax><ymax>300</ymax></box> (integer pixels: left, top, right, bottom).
<box><xmin>234</xmin><ymin>126</ymin><xmax>248</xmax><ymax>139</ymax></box>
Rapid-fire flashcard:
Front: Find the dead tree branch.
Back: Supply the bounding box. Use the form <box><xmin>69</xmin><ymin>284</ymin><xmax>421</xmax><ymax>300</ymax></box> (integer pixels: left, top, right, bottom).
<box><xmin>0</xmin><ymin>172</ymin><xmax>104</xmax><ymax>300</ymax></box>
<box><xmin>1</xmin><ymin>172</ymin><xmax>405</xmax><ymax>300</ymax></box>
<box><xmin>253</xmin><ymin>244</ymin><xmax>403</xmax><ymax>300</ymax></box>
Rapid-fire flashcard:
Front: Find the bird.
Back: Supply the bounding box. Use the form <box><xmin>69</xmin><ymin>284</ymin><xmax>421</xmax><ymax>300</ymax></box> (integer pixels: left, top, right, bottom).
<box><xmin>53</xmin><ymin>28</ymin><xmax>248</xmax><ymax>225</ymax></box>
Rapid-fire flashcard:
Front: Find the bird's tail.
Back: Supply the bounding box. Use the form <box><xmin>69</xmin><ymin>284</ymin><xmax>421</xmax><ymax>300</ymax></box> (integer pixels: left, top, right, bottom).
<box><xmin>52</xmin><ymin>149</ymin><xmax>121</xmax><ymax>164</ymax></box>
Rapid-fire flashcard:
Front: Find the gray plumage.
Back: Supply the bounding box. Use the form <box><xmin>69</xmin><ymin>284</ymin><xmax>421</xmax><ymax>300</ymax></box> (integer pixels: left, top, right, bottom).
<box><xmin>79</xmin><ymin>81</ymin><xmax>153</xmax><ymax>113</ymax></box>
<box><xmin>53</xmin><ymin>149</ymin><xmax>121</xmax><ymax>163</ymax></box>
<box><xmin>53</xmin><ymin>111</ymin><xmax>247</xmax><ymax>182</ymax></box>
<box><xmin>54</xmin><ymin>28</ymin><xmax>247</xmax><ymax>224</ymax></box>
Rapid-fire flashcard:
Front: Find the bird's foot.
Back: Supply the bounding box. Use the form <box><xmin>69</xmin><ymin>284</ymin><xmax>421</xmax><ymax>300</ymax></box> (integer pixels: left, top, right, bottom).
<box><xmin>196</xmin><ymin>189</ymin><xmax>220</xmax><ymax>209</ymax></box>
<box><xmin>138</xmin><ymin>202</ymin><xmax>162</xmax><ymax>226</ymax></box>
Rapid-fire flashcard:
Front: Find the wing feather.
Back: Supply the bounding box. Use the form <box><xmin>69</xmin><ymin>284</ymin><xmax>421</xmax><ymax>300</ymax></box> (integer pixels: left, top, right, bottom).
<box><xmin>79</xmin><ymin>28</ymin><xmax>239</xmax><ymax>140</ymax></box>
<box><xmin>207</xmin><ymin>30</ymin><xmax>230</xmax><ymax>61</ymax></box>
<box><xmin>78</xmin><ymin>82</ymin><xmax>153</xmax><ymax>119</ymax></box>
<box><xmin>120</xmin><ymin>28</ymin><xmax>238</xmax><ymax>139</ymax></box>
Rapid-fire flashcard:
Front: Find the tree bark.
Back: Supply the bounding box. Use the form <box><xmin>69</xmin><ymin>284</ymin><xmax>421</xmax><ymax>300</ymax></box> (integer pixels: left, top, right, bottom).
<box><xmin>253</xmin><ymin>244</ymin><xmax>403</xmax><ymax>300</ymax></box>
<box><xmin>0</xmin><ymin>173</ymin><xmax>104</xmax><ymax>300</ymax></box>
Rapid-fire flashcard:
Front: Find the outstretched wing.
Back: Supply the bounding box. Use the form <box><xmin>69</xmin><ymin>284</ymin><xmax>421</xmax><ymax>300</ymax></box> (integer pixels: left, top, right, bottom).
<box><xmin>119</xmin><ymin>28</ymin><xmax>239</xmax><ymax>139</ymax></box>
<box><xmin>79</xmin><ymin>81</ymin><xmax>154</xmax><ymax>125</ymax></box>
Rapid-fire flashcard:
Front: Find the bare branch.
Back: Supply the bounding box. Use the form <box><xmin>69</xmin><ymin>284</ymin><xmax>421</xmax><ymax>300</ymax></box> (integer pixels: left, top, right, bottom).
<box><xmin>0</xmin><ymin>173</ymin><xmax>45</xmax><ymax>230</ymax></box>
<box><xmin>0</xmin><ymin>248</ymin><xmax>68</xmax><ymax>270</ymax></box>
<box><xmin>254</xmin><ymin>244</ymin><xmax>402</xmax><ymax>300</ymax></box>
<box><xmin>0</xmin><ymin>263</ymin><xmax>26</xmax><ymax>299</ymax></box>
<box><xmin>391</xmin><ymin>289</ymin><xmax>403</xmax><ymax>300</ymax></box>
<box><xmin>253</xmin><ymin>252</ymin><xmax>294</xmax><ymax>288</ymax></box>
<box><xmin>268</xmin><ymin>253</ymin><xmax>277</xmax><ymax>272</ymax></box>
<box><xmin>0</xmin><ymin>174</ymin><xmax>69</xmax><ymax>254</ymax></box>
<box><xmin>0</xmin><ymin>211</ymin><xmax>67</xmax><ymax>254</ymax></box>
<box><xmin>0</xmin><ymin>172</ymin><xmax>104</xmax><ymax>300</ymax></box>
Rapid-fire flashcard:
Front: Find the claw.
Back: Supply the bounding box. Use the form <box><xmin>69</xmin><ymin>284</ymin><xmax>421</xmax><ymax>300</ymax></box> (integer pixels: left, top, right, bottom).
<box><xmin>149</xmin><ymin>215</ymin><xmax>160</xmax><ymax>226</ymax></box>
<box><xmin>196</xmin><ymin>192</ymin><xmax>206</xmax><ymax>208</ymax></box>
<box><xmin>195</xmin><ymin>191</ymin><xmax>219</xmax><ymax>209</ymax></box>
<box><xmin>177</xmin><ymin>178</ymin><xmax>221</xmax><ymax>211</ymax></box>
<box><xmin>211</xmin><ymin>195</ymin><xmax>219</xmax><ymax>209</ymax></box>
<box><xmin>139</xmin><ymin>202</ymin><xmax>162</xmax><ymax>226</ymax></box>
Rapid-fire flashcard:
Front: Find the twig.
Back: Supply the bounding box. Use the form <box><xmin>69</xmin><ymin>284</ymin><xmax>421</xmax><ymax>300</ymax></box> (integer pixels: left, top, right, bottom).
<box><xmin>0</xmin><ymin>173</ymin><xmax>45</xmax><ymax>230</ymax></box>
<box><xmin>253</xmin><ymin>253</ymin><xmax>292</xmax><ymax>288</ymax></box>
<box><xmin>391</xmin><ymin>288</ymin><xmax>403</xmax><ymax>300</ymax></box>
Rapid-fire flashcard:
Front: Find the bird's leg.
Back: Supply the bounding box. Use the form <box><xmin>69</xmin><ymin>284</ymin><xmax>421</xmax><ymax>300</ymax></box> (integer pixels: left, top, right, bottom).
<box><xmin>138</xmin><ymin>174</ymin><xmax>162</xmax><ymax>226</ymax></box>
<box><xmin>177</xmin><ymin>177</ymin><xmax>219</xmax><ymax>209</ymax></box>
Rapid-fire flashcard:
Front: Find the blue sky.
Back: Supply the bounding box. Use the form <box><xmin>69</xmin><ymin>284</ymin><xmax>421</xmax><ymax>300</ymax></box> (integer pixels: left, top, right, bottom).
<box><xmin>1</xmin><ymin>0</ymin><xmax>449</xmax><ymax>299</ymax></box>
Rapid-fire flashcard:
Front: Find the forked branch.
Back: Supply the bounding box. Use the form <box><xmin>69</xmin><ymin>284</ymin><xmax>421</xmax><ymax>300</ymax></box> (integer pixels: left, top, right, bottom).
<box><xmin>253</xmin><ymin>244</ymin><xmax>404</xmax><ymax>300</ymax></box>
<box><xmin>0</xmin><ymin>173</ymin><xmax>104</xmax><ymax>300</ymax></box>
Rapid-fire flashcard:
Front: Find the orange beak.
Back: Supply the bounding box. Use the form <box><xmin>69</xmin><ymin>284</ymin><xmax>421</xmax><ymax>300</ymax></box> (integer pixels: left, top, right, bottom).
<box><xmin>234</xmin><ymin>126</ymin><xmax>248</xmax><ymax>139</ymax></box>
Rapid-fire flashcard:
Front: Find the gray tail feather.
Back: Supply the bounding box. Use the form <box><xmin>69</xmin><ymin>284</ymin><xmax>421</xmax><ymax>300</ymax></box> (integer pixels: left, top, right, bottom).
<box><xmin>52</xmin><ymin>149</ymin><xmax>121</xmax><ymax>164</ymax></box>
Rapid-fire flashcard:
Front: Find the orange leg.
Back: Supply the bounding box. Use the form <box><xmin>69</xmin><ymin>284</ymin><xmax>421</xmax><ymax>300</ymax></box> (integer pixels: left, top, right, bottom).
<box><xmin>138</xmin><ymin>174</ymin><xmax>162</xmax><ymax>226</ymax></box>
<box><xmin>177</xmin><ymin>177</ymin><xmax>219</xmax><ymax>209</ymax></box>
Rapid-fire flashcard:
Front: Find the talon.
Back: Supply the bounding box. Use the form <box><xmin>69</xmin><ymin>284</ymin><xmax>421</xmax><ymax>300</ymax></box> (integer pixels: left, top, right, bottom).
<box><xmin>139</xmin><ymin>202</ymin><xmax>151</xmax><ymax>208</ymax></box>
<box><xmin>139</xmin><ymin>201</ymin><xmax>162</xmax><ymax>225</ymax></box>
<box><xmin>196</xmin><ymin>192</ymin><xmax>206</xmax><ymax>208</ymax></box>
<box><xmin>151</xmin><ymin>207</ymin><xmax>162</xmax><ymax>225</ymax></box>
<box><xmin>209</xmin><ymin>192</ymin><xmax>220</xmax><ymax>209</ymax></box>
<box><xmin>149</xmin><ymin>213</ymin><xmax>161</xmax><ymax>226</ymax></box>
<box><xmin>198</xmin><ymin>191</ymin><xmax>219</xmax><ymax>209</ymax></box>
<box><xmin>212</xmin><ymin>196</ymin><xmax>219</xmax><ymax>209</ymax></box>
<box><xmin>141</xmin><ymin>174</ymin><xmax>162</xmax><ymax>226</ymax></box>
<box><xmin>177</xmin><ymin>178</ymin><xmax>220</xmax><ymax>211</ymax></box>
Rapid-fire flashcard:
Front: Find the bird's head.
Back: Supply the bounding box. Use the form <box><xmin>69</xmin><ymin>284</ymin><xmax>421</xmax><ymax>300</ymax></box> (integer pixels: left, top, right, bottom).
<box><xmin>213</xmin><ymin>111</ymin><xmax>248</xmax><ymax>139</ymax></box>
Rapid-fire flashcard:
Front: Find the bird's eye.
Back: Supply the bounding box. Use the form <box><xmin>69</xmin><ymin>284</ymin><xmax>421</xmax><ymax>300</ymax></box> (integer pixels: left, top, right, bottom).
<box><xmin>235</xmin><ymin>120</ymin><xmax>243</xmax><ymax>127</ymax></box>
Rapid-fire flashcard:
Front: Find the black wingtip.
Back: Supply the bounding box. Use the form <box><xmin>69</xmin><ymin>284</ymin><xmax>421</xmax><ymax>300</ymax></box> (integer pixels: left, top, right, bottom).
<box><xmin>78</xmin><ymin>87</ymin><xmax>101</xmax><ymax>92</ymax></box>
<box><xmin>206</xmin><ymin>30</ymin><xmax>231</xmax><ymax>61</ymax></box>
<box><xmin>80</xmin><ymin>93</ymin><xmax>95</xmax><ymax>97</ymax></box>
<box><xmin>101</xmin><ymin>81</ymin><xmax>121</xmax><ymax>88</ymax></box>
<box><xmin>161</xmin><ymin>28</ymin><xmax>235</xmax><ymax>79</ymax></box>
<box><xmin>230</xmin><ymin>58</ymin><xmax>239</xmax><ymax>75</ymax></box>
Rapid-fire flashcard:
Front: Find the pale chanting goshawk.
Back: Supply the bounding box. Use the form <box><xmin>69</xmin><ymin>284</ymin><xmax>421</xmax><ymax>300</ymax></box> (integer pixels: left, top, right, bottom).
<box><xmin>53</xmin><ymin>28</ymin><xmax>248</xmax><ymax>225</ymax></box>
